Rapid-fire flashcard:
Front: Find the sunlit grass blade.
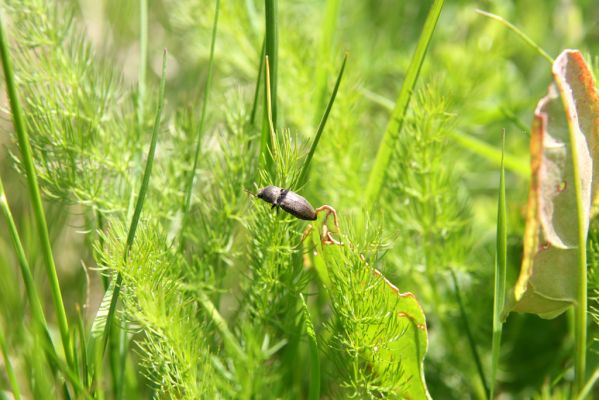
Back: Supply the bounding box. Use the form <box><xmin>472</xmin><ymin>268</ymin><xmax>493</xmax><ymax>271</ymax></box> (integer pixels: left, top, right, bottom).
<box><xmin>183</xmin><ymin>0</ymin><xmax>220</xmax><ymax>215</ymax></box>
<box><xmin>101</xmin><ymin>49</ymin><xmax>168</xmax><ymax>354</ymax></box>
<box><xmin>0</xmin><ymin>8</ymin><xmax>74</xmax><ymax>371</ymax></box>
<box><xmin>137</xmin><ymin>0</ymin><xmax>148</xmax><ymax>138</ymax></box>
<box><xmin>0</xmin><ymin>328</ymin><xmax>21</xmax><ymax>400</ymax></box>
<box><xmin>75</xmin><ymin>304</ymin><xmax>89</xmax><ymax>388</ymax></box>
<box><xmin>360</xmin><ymin>88</ymin><xmax>530</xmax><ymax>178</ymax></box>
<box><xmin>261</xmin><ymin>0</ymin><xmax>278</xmax><ymax>172</ymax></box>
<box><xmin>364</xmin><ymin>0</ymin><xmax>445</xmax><ymax>207</ymax></box>
<box><xmin>313</xmin><ymin>0</ymin><xmax>340</xmax><ymax>123</ymax></box>
<box><xmin>450</xmin><ymin>269</ymin><xmax>489</xmax><ymax>399</ymax></box>
<box><xmin>249</xmin><ymin>39</ymin><xmax>265</xmax><ymax>126</ymax></box>
<box><xmin>476</xmin><ymin>10</ymin><xmax>553</xmax><ymax>64</ymax></box>
<box><xmin>575</xmin><ymin>367</ymin><xmax>599</xmax><ymax>400</ymax></box>
<box><xmin>299</xmin><ymin>294</ymin><xmax>320</xmax><ymax>400</ymax></box>
<box><xmin>197</xmin><ymin>291</ymin><xmax>244</xmax><ymax>360</ymax></box>
<box><xmin>296</xmin><ymin>54</ymin><xmax>347</xmax><ymax>187</ymax></box>
<box><xmin>491</xmin><ymin>131</ymin><xmax>507</xmax><ymax>399</ymax></box>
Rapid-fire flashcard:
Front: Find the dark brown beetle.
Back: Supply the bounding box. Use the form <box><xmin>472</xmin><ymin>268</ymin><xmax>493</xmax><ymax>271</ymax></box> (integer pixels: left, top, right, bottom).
<box><xmin>256</xmin><ymin>185</ymin><xmax>317</xmax><ymax>221</ymax></box>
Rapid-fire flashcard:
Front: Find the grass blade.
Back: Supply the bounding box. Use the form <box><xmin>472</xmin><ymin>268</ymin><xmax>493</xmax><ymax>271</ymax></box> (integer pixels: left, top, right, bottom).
<box><xmin>0</xmin><ymin>328</ymin><xmax>21</xmax><ymax>400</ymax></box>
<box><xmin>296</xmin><ymin>54</ymin><xmax>347</xmax><ymax>187</ymax></box>
<box><xmin>300</xmin><ymin>294</ymin><xmax>320</xmax><ymax>400</ymax></box>
<box><xmin>450</xmin><ymin>269</ymin><xmax>489</xmax><ymax>399</ymax></box>
<box><xmin>313</xmin><ymin>0</ymin><xmax>340</xmax><ymax>123</ymax></box>
<box><xmin>102</xmin><ymin>49</ymin><xmax>168</xmax><ymax>354</ymax></box>
<box><xmin>249</xmin><ymin>39</ymin><xmax>265</xmax><ymax>126</ymax></box>
<box><xmin>364</xmin><ymin>0</ymin><xmax>445</xmax><ymax>207</ymax></box>
<box><xmin>260</xmin><ymin>0</ymin><xmax>278</xmax><ymax>172</ymax></box>
<box><xmin>183</xmin><ymin>0</ymin><xmax>220</xmax><ymax>215</ymax></box>
<box><xmin>0</xmin><ymin>8</ymin><xmax>73</xmax><ymax>371</ymax></box>
<box><xmin>137</xmin><ymin>0</ymin><xmax>148</xmax><ymax>138</ymax></box>
<box><xmin>491</xmin><ymin>131</ymin><xmax>507</xmax><ymax>398</ymax></box>
<box><xmin>476</xmin><ymin>10</ymin><xmax>553</xmax><ymax>64</ymax></box>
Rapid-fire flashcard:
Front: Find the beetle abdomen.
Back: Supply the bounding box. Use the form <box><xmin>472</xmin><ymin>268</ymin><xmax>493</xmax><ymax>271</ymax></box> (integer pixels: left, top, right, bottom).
<box><xmin>278</xmin><ymin>190</ymin><xmax>317</xmax><ymax>220</ymax></box>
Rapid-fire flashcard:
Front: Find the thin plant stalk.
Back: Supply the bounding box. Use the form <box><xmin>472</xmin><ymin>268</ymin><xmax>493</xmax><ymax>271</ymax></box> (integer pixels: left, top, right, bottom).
<box><xmin>300</xmin><ymin>294</ymin><xmax>320</xmax><ymax>400</ymax></box>
<box><xmin>137</xmin><ymin>0</ymin><xmax>148</xmax><ymax>138</ymax></box>
<box><xmin>260</xmin><ymin>0</ymin><xmax>278</xmax><ymax>171</ymax></box>
<box><xmin>197</xmin><ymin>291</ymin><xmax>244</xmax><ymax>360</ymax></box>
<box><xmin>0</xmin><ymin>328</ymin><xmax>21</xmax><ymax>400</ymax></box>
<box><xmin>559</xmin><ymin>75</ymin><xmax>588</xmax><ymax>395</ymax></box>
<box><xmin>490</xmin><ymin>131</ymin><xmax>507</xmax><ymax>398</ymax></box>
<box><xmin>264</xmin><ymin>0</ymin><xmax>278</xmax><ymax>127</ymax></box>
<box><xmin>249</xmin><ymin>39</ymin><xmax>265</xmax><ymax>126</ymax></box>
<box><xmin>476</xmin><ymin>10</ymin><xmax>553</xmax><ymax>64</ymax></box>
<box><xmin>0</xmin><ymin>8</ymin><xmax>74</xmax><ymax>370</ymax></box>
<box><xmin>364</xmin><ymin>0</ymin><xmax>445</xmax><ymax>207</ymax></box>
<box><xmin>313</xmin><ymin>0</ymin><xmax>340</xmax><ymax>123</ymax></box>
<box><xmin>102</xmin><ymin>50</ymin><xmax>168</xmax><ymax>354</ymax></box>
<box><xmin>450</xmin><ymin>269</ymin><xmax>489</xmax><ymax>399</ymax></box>
<box><xmin>575</xmin><ymin>367</ymin><xmax>599</xmax><ymax>400</ymax></box>
<box><xmin>183</xmin><ymin>0</ymin><xmax>220</xmax><ymax>215</ymax></box>
<box><xmin>296</xmin><ymin>54</ymin><xmax>347</xmax><ymax>188</ymax></box>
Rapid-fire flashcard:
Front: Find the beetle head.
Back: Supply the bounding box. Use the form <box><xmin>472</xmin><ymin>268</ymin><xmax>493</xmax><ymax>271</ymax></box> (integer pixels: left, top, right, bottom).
<box><xmin>256</xmin><ymin>185</ymin><xmax>280</xmax><ymax>204</ymax></box>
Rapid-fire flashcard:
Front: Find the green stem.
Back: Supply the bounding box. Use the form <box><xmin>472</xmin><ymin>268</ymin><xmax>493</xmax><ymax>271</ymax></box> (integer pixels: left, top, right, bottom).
<box><xmin>490</xmin><ymin>132</ymin><xmax>507</xmax><ymax>399</ymax></box>
<box><xmin>475</xmin><ymin>10</ymin><xmax>553</xmax><ymax>64</ymax></box>
<box><xmin>183</xmin><ymin>0</ymin><xmax>220</xmax><ymax>216</ymax></box>
<box><xmin>300</xmin><ymin>294</ymin><xmax>320</xmax><ymax>400</ymax></box>
<box><xmin>364</xmin><ymin>0</ymin><xmax>444</xmax><ymax>207</ymax></box>
<box><xmin>102</xmin><ymin>50</ymin><xmax>168</xmax><ymax>354</ymax></box>
<box><xmin>137</xmin><ymin>0</ymin><xmax>148</xmax><ymax>138</ymax></box>
<box><xmin>197</xmin><ymin>291</ymin><xmax>244</xmax><ymax>360</ymax></box>
<box><xmin>560</xmin><ymin>81</ymin><xmax>588</xmax><ymax>396</ymax></box>
<box><xmin>0</xmin><ymin>328</ymin><xmax>21</xmax><ymax>400</ymax></box>
<box><xmin>296</xmin><ymin>54</ymin><xmax>347</xmax><ymax>187</ymax></box>
<box><xmin>0</xmin><ymin>8</ymin><xmax>73</xmax><ymax>370</ymax></box>
<box><xmin>264</xmin><ymin>0</ymin><xmax>278</xmax><ymax>128</ymax></box>
<box><xmin>249</xmin><ymin>39</ymin><xmax>265</xmax><ymax>126</ymax></box>
<box><xmin>450</xmin><ymin>269</ymin><xmax>489</xmax><ymax>399</ymax></box>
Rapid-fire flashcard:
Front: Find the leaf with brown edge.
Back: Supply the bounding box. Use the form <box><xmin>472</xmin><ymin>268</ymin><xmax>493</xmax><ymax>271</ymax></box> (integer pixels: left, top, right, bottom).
<box><xmin>505</xmin><ymin>50</ymin><xmax>599</xmax><ymax>319</ymax></box>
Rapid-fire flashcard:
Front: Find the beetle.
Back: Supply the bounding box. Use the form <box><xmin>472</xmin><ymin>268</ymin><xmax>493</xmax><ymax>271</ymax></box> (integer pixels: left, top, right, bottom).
<box><xmin>255</xmin><ymin>185</ymin><xmax>317</xmax><ymax>221</ymax></box>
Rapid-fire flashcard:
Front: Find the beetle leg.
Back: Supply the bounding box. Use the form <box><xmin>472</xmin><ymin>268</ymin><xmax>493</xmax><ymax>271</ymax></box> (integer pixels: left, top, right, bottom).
<box><xmin>300</xmin><ymin>224</ymin><xmax>313</xmax><ymax>242</ymax></box>
<box><xmin>314</xmin><ymin>205</ymin><xmax>340</xmax><ymax>232</ymax></box>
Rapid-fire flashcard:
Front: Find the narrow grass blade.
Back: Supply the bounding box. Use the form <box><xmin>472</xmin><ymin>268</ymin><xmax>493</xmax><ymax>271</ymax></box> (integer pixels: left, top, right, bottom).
<box><xmin>490</xmin><ymin>131</ymin><xmax>507</xmax><ymax>399</ymax></box>
<box><xmin>264</xmin><ymin>0</ymin><xmax>278</xmax><ymax>127</ymax></box>
<box><xmin>102</xmin><ymin>49</ymin><xmax>168</xmax><ymax>354</ymax></box>
<box><xmin>75</xmin><ymin>305</ymin><xmax>89</xmax><ymax>388</ymax></box>
<box><xmin>137</xmin><ymin>0</ymin><xmax>148</xmax><ymax>138</ymax></box>
<box><xmin>575</xmin><ymin>367</ymin><xmax>599</xmax><ymax>400</ymax></box>
<box><xmin>296</xmin><ymin>54</ymin><xmax>347</xmax><ymax>187</ymax></box>
<box><xmin>299</xmin><ymin>294</ymin><xmax>320</xmax><ymax>400</ymax></box>
<box><xmin>359</xmin><ymin>88</ymin><xmax>530</xmax><ymax>178</ymax></box>
<box><xmin>476</xmin><ymin>10</ymin><xmax>553</xmax><ymax>64</ymax></box>
<box><xmin>0</xmin><ymin>329</ymin><xmax>21</xmax><ymax>400</ymax></box>
<box><xmin>450</xmin><ymin>269</ymin><xmax>489</xmax><ymax>399</ymax></box>
<box><xmin>249</xmin><ymin>39</ymin><xmax>265</xmax><ymax>126</ymax></box>
<box><xmin>364</xmin><ymin>0</ymin><xmax>445</xmax><ymax>207</ymax></box>
<box><xmin>183</xmin><ymin>0</ymin><xmax>220</xmax><ymax>215</ymax></box>
<box><xmin>197</xmin><ymin>291</ymin><xmax>244</xmax><ymax>360</ymax></box>
<box><xmin>0</xmin><ymin>8</ymin><xmax>73</xmax><ymax>371</ymax></box>
<box><xmin>313</xmin><ymin>0</ymin><xmax>340</xmax><ymax>123</ymax></box>
<box><xmin>0</xmin><ymin>177</ymin><xmax>51</xmax><ymax>342</ymax></box>
<box><xmin>559</xmin><ymin>70</ymin><xmax>589</xmax><ymax>397</ymax></box>
<box><xmin>449</xmin><ymin>131</ymin><xmax>529</xmax><ymax>178</ymax></box>
<box><xmin>260</xmin><ymin>0</ymin><xmax>278</xmax><ymax>172</ymax></box>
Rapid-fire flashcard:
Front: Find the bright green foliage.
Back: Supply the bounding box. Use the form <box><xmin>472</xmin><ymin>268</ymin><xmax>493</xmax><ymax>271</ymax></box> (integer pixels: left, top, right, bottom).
<box><xmin>0</xmin><ymin>0</ymin><xmax>597</xmax><ymax>399</ymax></box>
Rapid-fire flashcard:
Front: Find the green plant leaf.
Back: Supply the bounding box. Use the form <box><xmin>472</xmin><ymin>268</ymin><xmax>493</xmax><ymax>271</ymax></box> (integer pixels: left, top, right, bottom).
<box><xmin>505</xmin><ymin>50</ymin><xmax>599</xmax><ymax>319</ymax></box>
<box><xmin>309</xmin><ymin>220</ymin><xmax>430</xmax><ymax>399</ymax></box>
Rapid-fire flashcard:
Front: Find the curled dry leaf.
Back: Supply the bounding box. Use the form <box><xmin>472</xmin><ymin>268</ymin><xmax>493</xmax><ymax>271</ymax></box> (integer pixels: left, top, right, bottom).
<box><xmin>506</xmin><ymin>50</ymin><xmax>599</xmax><ymax>319</ymax></box>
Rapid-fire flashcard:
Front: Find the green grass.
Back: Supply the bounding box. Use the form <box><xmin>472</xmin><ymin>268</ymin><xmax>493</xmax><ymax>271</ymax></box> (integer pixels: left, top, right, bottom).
<box><xmin>0</xmin><ymin>1</ymin><xmax>597</xmax><ymax>399</ymax></box>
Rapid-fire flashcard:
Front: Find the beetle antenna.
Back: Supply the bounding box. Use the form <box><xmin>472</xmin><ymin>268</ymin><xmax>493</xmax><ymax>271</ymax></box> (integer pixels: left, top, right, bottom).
<box><xmin>243</xmin><ymin>188</ymin><xmax>257</xmax><ymax>197</ymax></box>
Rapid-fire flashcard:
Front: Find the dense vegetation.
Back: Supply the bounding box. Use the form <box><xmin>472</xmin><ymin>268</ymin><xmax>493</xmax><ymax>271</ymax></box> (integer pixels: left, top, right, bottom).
<box><xmin>0</xmin><ymin>0</ymin><xmax>597</xmax><ymax>399</ymax></box>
